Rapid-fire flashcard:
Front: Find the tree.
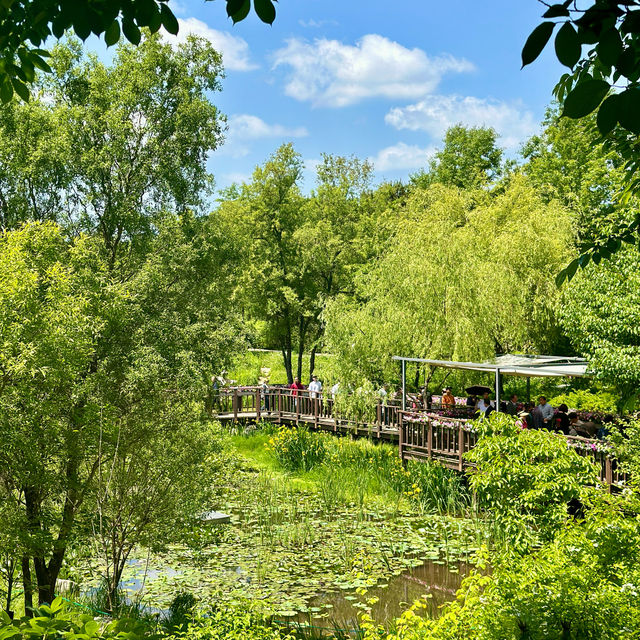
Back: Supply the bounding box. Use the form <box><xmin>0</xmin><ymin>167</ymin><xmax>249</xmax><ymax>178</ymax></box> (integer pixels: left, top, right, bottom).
<box><xmin>411</xmin><ymin>125</ymin><xmax>504</xmax><ymax>190</ymax></box>
<box><xmin>0</xmin><ymin>219</ymin><xmax>242</xmax><ymax>608</ymax></box>
<box><xmin>522</xmin><ymin>106</ymin><xmax>635</xmax><ymax>246</ymax></box>
<box><xmin>561</xmin><ymin>247</ymin><xmax>640</xmax><ymax>407</ymax></box>
<box><xmin>217</xmin><ymin>144</ymin><xmax>307</xmax><ymax>383</ymax></box>
<box><xmin>0</xmin><ymin>34</ymin><xmax>225</xmax><ymax>271</ymax></box>
<box><xmin>324</xmin><ymin>176</ymin><xmax>574</xmax><ymax>386</ymax></box>
<box><xmin>0</xmin><ymin>0</ymin><xmax>275</xmax><ymax>103</ymax></box>
<box><xmin>219</xmin><ymin>146</ymin><xmax>384</xmax><ymax>383</ymax></box>
<box><xmin>523</xmin><ymin>1</ymin><xmax>640</xmax><ymax>276</ymax></box>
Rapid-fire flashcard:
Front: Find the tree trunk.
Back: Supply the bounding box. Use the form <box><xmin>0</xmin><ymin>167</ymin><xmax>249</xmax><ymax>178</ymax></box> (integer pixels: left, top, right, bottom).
<box><xmin>5</xmin><ymin>557</ymin><xmax>15</xmax><ymax>612</ymax></box>
<box><xmin>309</xmin><ymin>345</ymin><xmax>317</xmax><ymax>379</ymax></box>
<box><xmin>413</xmin><ymin>363</ymin><xmax>420</xmax><ymax>390</ymax></box>
<box><xmin>22</xmin><ymin>556</ymin><xmax>34</xmax><ymax>616</ymax></box>
<box><xmin>296</xmin><ymin>317</ymin><xmax>306</xmax><ymax>382</ymax></box>
<box><xmin>281</xmin><ymin>348</ymin><xmax>292</xmax><ymax>384</ymax></box>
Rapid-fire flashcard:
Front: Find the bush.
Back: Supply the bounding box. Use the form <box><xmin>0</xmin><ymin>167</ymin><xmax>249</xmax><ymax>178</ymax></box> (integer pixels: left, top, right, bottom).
<box><xmin>266</xmin><ymin>426</ymin><xmax>327</xmax><ymax>472</ymax></box>
<box><xmin>0</xmin><ymin>598</ymin><xmax>153</xmax><ymax>640</ymax></box>
<box><xmin>466</xmin><ymin>412</ymin><xmax>598</xmax><ymax>549</ymax></box>
<box><xmin>549</xmin><ymin>389</ymin><xmax>618</xmax><ymax>414</ymax></box>
<box><xmin>166</xmin><ymin>604</ymin><xmax>291</xmax><ymax>640</ymax></box>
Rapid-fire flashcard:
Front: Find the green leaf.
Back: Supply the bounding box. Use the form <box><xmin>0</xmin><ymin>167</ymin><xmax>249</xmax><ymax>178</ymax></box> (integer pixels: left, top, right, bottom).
<box><xmin>72</xmin><ymin>10</ymin><xmax>92</xmax><ymax>41</ymax></box>
<box><xmin>554</xmin><ymin>22</ymin><xmax>581</xmax><ymax>68</ymax></box>
<box><xmin>522</xmin><ymin>22</ymin><xmax>555</xmax><ymax>68</ymax></box>
<box><xmin>555</xmin><ymin>268</ymin><xmax>568</xmax><ymax>287</ymax></box>
<box><xmin>616</xmin><ymin>47</ymin><xmax>636</xmax><ymax>78</ymax></box>
<box><xmin>122</xmin><ymin>18</ymin><xmax>141</xmax><ymax>44</ymax></box>
<box><xmin>0</xmin><ymin>76</ymin><xmax>13</xmax><ymax>103</ymax></box>
<box><xmin>562</xmin><ymin>78</ymin><xmax>610</xmax><ymax>118</ymax></box>
<box><xmin>597</xmin><ymin>28</ymin><xmax>623</xmax><ymax>67</ymax></box>
<box><xmin>596</xmin><ymin>93</ymin><xmax>619</xmax><ymax>136</ymax></box>
<box><xmin>160</xmin><ymin>3</ymin><xmax>179</xmax><ymax>35</ymax></box>
<box><xmin>228</xmin><ymin>0</ymin><xmax>250</xmax><ymax>23</ymax></box>
<box><xmin>565</xmin><ymin>257</ymin><xmax>581</xmax><ymax>282</ymax></box>
<box><xmin>10</xmin><ymin>76</ymin><xmax>29</xmax><ymax>102</ymax></box>
<box><xmin>31</xmin><ymin>54</ymin><xmax>52</xmax><ymax>73</ymax></box>
<box><xmin>618</xmin><ymin>88</ymin><xmax>640</xmax><ymax>135</ymax></box>
<box><xmin>104</xmin><ymin>20</ymin><xmax>120</xmax><ymax>47</ymax></box>
<box><xmin>254</xmin><ymin>0</ymin><xmax>276</xmax><ymax>25</ymax></box>
<box><xmin>543</xmin><ymin>4</ymin><xmax>570</xmax><ymax>18</ymax></box>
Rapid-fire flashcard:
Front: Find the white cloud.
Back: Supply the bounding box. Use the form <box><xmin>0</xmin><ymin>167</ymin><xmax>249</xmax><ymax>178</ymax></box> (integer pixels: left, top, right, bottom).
<box><xmin>369</xmin><ymin>142</ymin><xmax>435</xmax><ymax>172</ymax></box>
<box><xmin>272</xmin><ymin>35</ymin><xmax>474</xmax><ymax>108</ymax></box>
<box><xmin>222</xmin><ymin>114</ymin><xmax>308</xmax><ymax>157</ymax></box>
<box><xmin>166</xmin><ymin>17</ymin><xmax>257</xmax><ymax>72</ymax></box>
<box><xmin>298</xmin><ymin>18</ymin><xmax>339</xmax><ymax>28</ymax></box>
<box><xmin>385</xmin><ymin>95</ymin><xmax>537</xmax><ymax>150</ymax></box>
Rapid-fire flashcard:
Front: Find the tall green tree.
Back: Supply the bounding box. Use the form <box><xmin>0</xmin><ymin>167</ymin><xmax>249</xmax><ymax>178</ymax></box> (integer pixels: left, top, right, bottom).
<box><xmin>0</xmin><ymin>219</ymin><xmax>241</xmax><ymax>609</ymax></box>
<box><xmin>219</xmin><ymin>146</ymin><xmax>387</xmax><ymax>383</ymax></box>
<box><xmin>412</xmin><ymin>125</ymin><xmax>504</xmax><ymax>190</ymax></box>
<box><xmin>0</xmin><ymin>34</ymin><xmax>225</xmax><ymax>270</ymax></box>
<box><xmin>522</xmin><ymin>107</ymin><xmax>632</xmax><ymax>246</ymax></box>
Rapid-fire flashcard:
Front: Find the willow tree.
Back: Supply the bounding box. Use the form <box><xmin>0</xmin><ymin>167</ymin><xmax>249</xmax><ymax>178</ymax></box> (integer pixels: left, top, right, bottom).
<box><xmin>323</xmin><ymin>175</ymin><xmax>574</xmax><ymax>386</ymax></box>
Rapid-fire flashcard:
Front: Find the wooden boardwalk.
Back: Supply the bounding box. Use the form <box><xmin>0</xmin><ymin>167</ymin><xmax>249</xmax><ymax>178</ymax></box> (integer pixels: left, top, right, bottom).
<box><xmin>215</xmin><ymin>386</ymin><xmax>624</xmax><ymax>486</ymax></box>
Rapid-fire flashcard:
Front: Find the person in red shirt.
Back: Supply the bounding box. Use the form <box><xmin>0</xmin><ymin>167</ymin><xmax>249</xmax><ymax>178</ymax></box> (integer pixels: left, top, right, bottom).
<box><xmin>290</xmin><ymin>377</ymin><xmax>305</xmax><ymax>409</ymax></box>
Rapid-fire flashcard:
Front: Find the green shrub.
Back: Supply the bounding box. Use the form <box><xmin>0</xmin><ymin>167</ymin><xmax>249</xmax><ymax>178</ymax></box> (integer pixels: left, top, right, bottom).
<box><xmin>466</xmin><ymin>412</ymin><xmax>599</xmax><ymax>549</ymax></box>
<box><xmin>0</xmin><ymin>598</ymin><xmax>153</xmax><ymax>640</ymax></box>
<box><xmin>549</xmin><ymin>389</ymin><xmax>618</xmax><ymax>413</ymax></box>
<box><xmin>266</xmin><ymin>426</ymin><xmax>327</xmax><ymax>472</ymax></box>
<box><xmin>166</xmin><ymin>604</ymin><xmax>291</xmax><ymax>640</ymax></box>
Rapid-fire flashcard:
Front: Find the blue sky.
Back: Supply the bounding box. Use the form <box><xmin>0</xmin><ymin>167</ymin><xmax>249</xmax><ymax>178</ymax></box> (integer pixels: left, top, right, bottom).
<box><xmin>165</xmin><ymin>0</ymin><xmax>564</xmax><ymax>192</ymax></box>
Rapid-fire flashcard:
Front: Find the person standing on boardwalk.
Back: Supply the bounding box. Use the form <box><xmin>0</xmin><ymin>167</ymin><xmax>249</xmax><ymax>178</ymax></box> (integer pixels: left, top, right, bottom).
<box><xmin>308</xmin><ymin>375</ymin><xmax>322</xmax><ymax>399</ymax></box>
<box><xmin>290</xmin><ymin>377</ymin><xmax>304</xmax><ymax>409</ymax></box>
<box><xmin>536</xmin><ymin>396</ymin><xmax>554</xmax><ymax>429</ymax></box>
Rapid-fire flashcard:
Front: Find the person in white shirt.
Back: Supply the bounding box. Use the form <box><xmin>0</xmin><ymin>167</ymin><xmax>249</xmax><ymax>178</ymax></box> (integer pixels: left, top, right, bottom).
<box><xmin>308</xmin><ymin>375</ymin><xmax>322</xmax><ymax>399</ymax></box>
<box><xmin>331</xmin><ymin>382</ymin><xmax>340</xmax><ymax>399</ymax></box>
<box><xmin>477</xmin><ymin>392</ymin><xmax>495</xmax><ymax>416</ymax></box>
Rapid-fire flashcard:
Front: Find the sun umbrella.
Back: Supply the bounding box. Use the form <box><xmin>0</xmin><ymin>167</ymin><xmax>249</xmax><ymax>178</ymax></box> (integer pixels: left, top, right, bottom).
<box><xmin>465</xmin><ymin>385</ymin><xmax>492</xmax><ymax>395</ymax></box>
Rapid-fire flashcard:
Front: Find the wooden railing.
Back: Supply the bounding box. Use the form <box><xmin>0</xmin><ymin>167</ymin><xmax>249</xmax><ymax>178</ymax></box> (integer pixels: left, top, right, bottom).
<box><xmin>215</xmin><ymin>385</ymin><xmax>404</xmax><ymax>435</ymax></box>
<box><xmin>214</xmin><ymin>386</ymin><xmax>626</xmax><ymax>486</ymax></box>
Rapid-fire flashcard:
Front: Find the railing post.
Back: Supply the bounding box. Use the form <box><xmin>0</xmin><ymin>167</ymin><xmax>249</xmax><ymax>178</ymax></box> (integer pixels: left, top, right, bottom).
<box><xmin>314</xmin><ymin>395</ymin><xmax>319</xmax><ymax>428</ymax></box>
<box><xmin>605</xmin><ymin>455</ymin><xmax>613</xmax><ymax>490</ymax></box>
<box><xmin>376</xmin><ymin>401</ymin><xmax>381</xmax><ymax>438</ymax></box>
<box><xmin>278</xmin><ymin>388</ymin><xmax>282</xmax><ymax>424</ymax></box>
<box><xmin>458</xmin><ymin>423</ymin><xmax>464</xmax><ymax>472</ymax></box>
<box><xmin>256</xmin><ymin>387</ymin><xmax>261</xmax><ymax>422</ymax></box>
<box><xmin>427</xmin><ymin>417</ymin><xmax>432</xmax><ymax>459</ymax></box>
<box><xmin>398</xmin><ymin>411</ymin><xmax>404</xmax><ymax>461</ymax></box>
<box><xmin>233</xmin><ymin>388</ymin><xmax>238</xmax><ymax>423</ymax></box>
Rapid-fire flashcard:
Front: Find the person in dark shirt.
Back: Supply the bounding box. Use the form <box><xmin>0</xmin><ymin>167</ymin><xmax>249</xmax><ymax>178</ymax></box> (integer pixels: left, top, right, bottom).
<box><xmin>554</xmin><ymin>403</ymin><xmax>570</xmax><ymax>435</ymax></box>
<box><xmin>506</xmin><ymin>393</ymin><xmax>519</xmax><ymax>416</ymax></box>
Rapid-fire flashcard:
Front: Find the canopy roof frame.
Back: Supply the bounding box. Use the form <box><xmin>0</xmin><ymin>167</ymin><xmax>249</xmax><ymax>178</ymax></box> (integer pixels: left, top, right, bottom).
<box><xmin>392</xmin><ymin>353</ymin><xmax>590</xmax><ymax>411</ymax></box>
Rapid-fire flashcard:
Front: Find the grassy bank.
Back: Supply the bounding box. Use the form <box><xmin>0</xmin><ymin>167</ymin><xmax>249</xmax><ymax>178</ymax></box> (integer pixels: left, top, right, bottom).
<box><xmin>228</xmin><ymin>350</ymin><xmax>333</xmax><ymax>385</ymax></box>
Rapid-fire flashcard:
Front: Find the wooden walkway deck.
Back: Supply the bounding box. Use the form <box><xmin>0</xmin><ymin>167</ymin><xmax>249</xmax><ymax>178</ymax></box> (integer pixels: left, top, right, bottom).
<box><xmin>215</xmin><ymin>386</ymin><xmax>625</xmax><ymax>486</ymax></box>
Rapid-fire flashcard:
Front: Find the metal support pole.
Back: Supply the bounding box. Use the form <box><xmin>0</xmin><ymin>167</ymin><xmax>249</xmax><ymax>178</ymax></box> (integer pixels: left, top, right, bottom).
<box><xmin>401</xmin><ymin>359</ymin><xmax>406</xmax><ymax>412</ymax></box>
<box><xmin>495</xmin><ymin>368</ymin><xmax>501</xmax><ymax>412</ymax></box>
<box><xmin>526</xmin><ymin>377</ymin><xmax>531</xmax><ymax>403</ymax></box>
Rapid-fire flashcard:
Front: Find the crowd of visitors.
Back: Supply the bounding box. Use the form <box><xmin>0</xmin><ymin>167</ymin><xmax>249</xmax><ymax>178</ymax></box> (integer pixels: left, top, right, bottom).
<box><xmin>248</xmin><ymin>373</ymin><xmax>610</xmax><ymax>440</ymax></box>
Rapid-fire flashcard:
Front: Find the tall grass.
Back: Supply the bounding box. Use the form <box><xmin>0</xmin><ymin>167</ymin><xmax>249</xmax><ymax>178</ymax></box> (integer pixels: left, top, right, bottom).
<box><xmin>262</xmin><ymin>426</ymin><xmax>470</xmax><ymax>517</ymax></box>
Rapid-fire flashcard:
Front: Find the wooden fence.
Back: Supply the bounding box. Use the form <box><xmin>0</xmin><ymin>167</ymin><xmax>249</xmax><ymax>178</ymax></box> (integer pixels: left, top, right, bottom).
<box><xmin>214</xmin><ymin>386</ymin><xmax>626</xmax><ymax>487</ymax></box>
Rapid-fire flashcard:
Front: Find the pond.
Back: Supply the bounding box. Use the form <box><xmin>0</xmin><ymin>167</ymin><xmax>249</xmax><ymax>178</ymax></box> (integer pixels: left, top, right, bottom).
<box><xmin>74</xmin><ymin>434</ymin><xmax>487</xmax><ymax>631</ymax></box>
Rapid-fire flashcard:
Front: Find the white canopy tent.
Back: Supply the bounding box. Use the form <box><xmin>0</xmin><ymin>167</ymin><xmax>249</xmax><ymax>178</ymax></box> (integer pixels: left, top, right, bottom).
<box><xmin>391</xmin><ymin>354</ymin><xmax>589</xmax><ymax>411</ymax></box>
